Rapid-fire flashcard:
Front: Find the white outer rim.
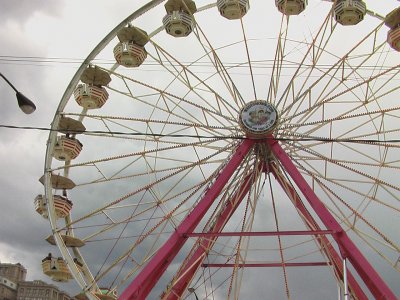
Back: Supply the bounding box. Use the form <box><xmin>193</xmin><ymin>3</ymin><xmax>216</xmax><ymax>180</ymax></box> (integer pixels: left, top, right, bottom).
<box><xmin>43</xmin><ymin>1</ymin><xmax>167</xmax><ymax>298</ymax></box>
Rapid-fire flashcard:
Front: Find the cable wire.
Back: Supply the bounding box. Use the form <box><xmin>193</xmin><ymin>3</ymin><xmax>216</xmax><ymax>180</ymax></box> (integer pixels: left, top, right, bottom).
<box><xmin>1</xmin><ymin>124</ymin><xmax>399</xmax><ymax>144</ymax></box>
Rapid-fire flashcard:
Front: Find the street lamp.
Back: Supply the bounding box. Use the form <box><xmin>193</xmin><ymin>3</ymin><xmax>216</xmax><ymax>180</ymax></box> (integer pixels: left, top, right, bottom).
<box><xmin>187</xmin><ymin>287</ymin><xmax>199</xmax><ymax>300</ymax></box>
<box><xmin>0</xmin><ymin>72</ymin><xmax>36</xmax><ymax>114</ymax></box>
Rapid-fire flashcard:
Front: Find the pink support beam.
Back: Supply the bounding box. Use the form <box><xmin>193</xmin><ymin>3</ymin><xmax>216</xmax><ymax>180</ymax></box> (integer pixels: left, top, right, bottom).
<box><xmin>185</xmin><ymin>230</ymin><xmax>335</xmax><ymax>238</ymax></box>
<box><xmin>119</xmin><ymin>139</ymin><xmax>255</xmax><ymax>300</ymax></box>
<box><xmin>163</xmin><ymin>168</ymin><xmax>258</xmax><ymax>299</ymax></box>
<box><xmin>267</xmin><ymin>138</ymin><xmax>397</xmax><ymax>299</ymax></box>
<box><xmin>269</xmin><ymin>161</ymin><xmax>367</xmax><ymax>300</ymax></box>
<box><xmin>203</xmin><ymin>262</ymin><xmax>331</xmax><ymax>268</ymax></box>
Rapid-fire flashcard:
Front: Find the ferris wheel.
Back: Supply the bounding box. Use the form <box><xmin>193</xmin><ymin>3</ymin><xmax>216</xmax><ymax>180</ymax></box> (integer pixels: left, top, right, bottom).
<box><xmin>36</xmin><ymin>0</ymin><xmax>400</xmax><ymax>299</ymax></box>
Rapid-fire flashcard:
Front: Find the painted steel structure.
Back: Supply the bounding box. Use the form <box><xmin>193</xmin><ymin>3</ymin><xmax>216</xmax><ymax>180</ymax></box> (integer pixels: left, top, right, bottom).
<box><xmin>120</xmin><ymin>138</ymin><xmax>395</xmax><ymax>300</ymax></box>
<box><xmin>41</xmin><ymin>0</ymin><xmax>400</xmax><ymax>299</ymax></box>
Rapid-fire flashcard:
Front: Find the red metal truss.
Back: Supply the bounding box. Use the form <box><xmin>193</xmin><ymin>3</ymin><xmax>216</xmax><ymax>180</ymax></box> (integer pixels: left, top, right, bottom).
<box><xmin>185</xmin><ymin>230</ymin><xmax>334</xmax><ymax>238</ymax></box>
<box><xmin>267</xmin><ymin>138</ymin><xmax>397</xmax><ymax>300</ymax></box>
<box><xmin>163</xmin><ymin>168</ymin><xmax>258</xmax><ymax>299</ymax></box>
<box><xmin>119</xmin><ymin>139</ymin><xmax>255</xmax><ymax>300</ymax></box>
<box><xmin>203</xmin><ymin>262</ymin><xmax>331</xmax><ymax>268</ymax></box>
<box><xmin>119</xmin><ymin>137</ymin><xmax>396</xmax><ymax>300</ymax></box>
<box><xmin>268</xmin><ymin>161</ymin><xmax>368</xmax><ymax>299</ymax></box>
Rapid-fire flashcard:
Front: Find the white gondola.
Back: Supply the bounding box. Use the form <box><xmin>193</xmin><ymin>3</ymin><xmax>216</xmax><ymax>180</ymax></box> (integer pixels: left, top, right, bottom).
<box><xmin>53</xmin><ymin>195</ymin><xmax>73</xmax><ymax>218</ymax></box>
<box><xmin>385</xmin><ymin>7</ymin><xmax>400</xmax><ymax>51</ymax></box>
<box><xmin>74</xmin><ymin>83</ymin><xmax>109</xmax><ymax>109</ymax></box>
<box><xmin>387</xmin><ymin>27</ymin><xmax>400</xmax><ymax>51</ymax></box>
<box><xmin>75</xmin><ymin>66</ymin><xmax>111</xmax><ymax>109</ymax></box>
<box><xmin>114</xmin><ymin>41</ymin><xmax>147</xmax><ymax>67</ymax></box>
<box><xmin>163</xmin><ymin>0</ymin><xmax>197</xmax><ymax>37</ymax></box>
<box><xmin>163</xmin><ymin>11</ymin><xmax>194</xmax><ymax>37</ymax></box>
<box><xmin>52</xmin><ymin>136</ymin><xmax>82</xmax><ymax>161</ymax></box>
<box><xmin>35</xmin><ymin>194</ymin><xmax>72</xmax><ymax>219</ymax></box>
<box><xmin>276</xmin><ymin>0</ymin><xmax>307</xmax><ymax>16</ymax></box>
<box><xmin>114</xmin><ymin>26</ymin><xmax>149</xmax><ymax>67</ymax></box>
<box><xmin>34</xmin><ymin>194</ymin><xmax>48</xmax><ymax>219</ymax></box>
<box><xmin>334</xmin><ymin>0</ymin><xmax>366</xmax><ymax>26</ymax></box>
<box><xmin>42</xmin><ymin>255</ymin><xmax>73</xmax><ymax>282</ymax></box>
<box><xmin>217</xmin><ymin>0</ymin><xmax>250</xmax><ymax>20</ymax></box>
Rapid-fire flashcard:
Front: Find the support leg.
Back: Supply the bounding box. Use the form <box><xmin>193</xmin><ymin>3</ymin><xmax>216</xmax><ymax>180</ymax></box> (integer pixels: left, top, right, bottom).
<box><xmin>269</xmin><ymin>162</ymin><xmax>367</xmax><ymax>299</ymax></box>
<box><xmin>163</xmin><ymin>169</ymin><xmax>258</xmax><ymax>299</ymax></box>
<box><xmin>267</xmin><ymin>138</ymin><xmax>397</xmax><ymax>299</ymax></box>
<box><xmin>119</xmin><ymin>140</ymin><xmax>254</xmax><ymax>300</ymax></box>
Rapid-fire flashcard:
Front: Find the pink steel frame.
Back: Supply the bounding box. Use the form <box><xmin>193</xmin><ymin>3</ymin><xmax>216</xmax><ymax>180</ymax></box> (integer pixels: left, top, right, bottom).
<box><xmin>268</xmin><ymin>161</ymin><xmax>368</xmax><ymax>299</ymax></box>
<box><xmin>162</xmin><ymin>166</ymin><xmax>260</xmax><ymax>299</ymax></box>
<box><xmin>119</xmin><ymin>138</ymin><xmax>397</xmax><ymax>300</ymax></box>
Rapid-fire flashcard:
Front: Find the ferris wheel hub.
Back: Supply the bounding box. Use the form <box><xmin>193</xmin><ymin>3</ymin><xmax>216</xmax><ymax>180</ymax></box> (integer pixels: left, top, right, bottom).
<box><xmin>239</xmin><ymin>100</ymin><xmax>278</xmax><ymax>138</ymax></box>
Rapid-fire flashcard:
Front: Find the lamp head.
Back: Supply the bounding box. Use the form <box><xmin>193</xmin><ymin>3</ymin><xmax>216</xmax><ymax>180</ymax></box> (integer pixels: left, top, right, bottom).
<box><xmin>16</xmin><ymin>91</ymin><xmax>36</xmax><ymax>114</ymax></box>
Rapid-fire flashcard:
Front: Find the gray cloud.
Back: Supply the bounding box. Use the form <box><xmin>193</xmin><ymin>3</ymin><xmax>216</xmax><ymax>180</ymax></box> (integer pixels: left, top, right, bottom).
<box><xmin>0</xmin><ymin>0</ymin><xmax>72</xmax><ymax>294</ymax></box>
<box><xmin>0</xmin><ymin>0</ymin><xmax>64</xmax><ymax>25</ymax></box>
<box><xmin>0</xmin><ymin>1</ymin><xmax>399</xmax><ymax>299</ymax></box>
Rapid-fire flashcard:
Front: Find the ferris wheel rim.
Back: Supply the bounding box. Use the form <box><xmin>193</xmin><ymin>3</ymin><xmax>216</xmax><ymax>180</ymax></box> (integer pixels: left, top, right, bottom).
<box><xmin>43</xmin><ymin>0</ymin><xmax>168</xmax><ymax>296</ymax></box>
<box><xmin>41</xmin><ymin>0</ymin><xmax>400</xmax><ymax>298</ymax></box>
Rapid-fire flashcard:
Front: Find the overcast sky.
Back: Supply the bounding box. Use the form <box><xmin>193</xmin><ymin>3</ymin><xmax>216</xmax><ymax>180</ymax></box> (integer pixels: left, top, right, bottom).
<box><xmin>0</xmin><ymin>0</ymin><xmax>149</xmax><ymax>294</ymax></box>
<box><xmin>0</xmin><ymin>1</ymin><xmax>399</xmax><ymax>299</ymax></box>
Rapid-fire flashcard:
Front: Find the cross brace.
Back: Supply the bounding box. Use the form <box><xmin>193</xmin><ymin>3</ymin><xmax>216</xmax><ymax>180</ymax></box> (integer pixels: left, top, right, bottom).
<box><xmin>269</xmin><ymin>160</ymin><xmax>367</xmax><ymax>299</ymax></box>
<box><xmin>203</xmin><ymin>262</ymin><xmax>331</xmax><ymax>268</ymax></box>
<box><xmin>267</xmin><ymin>138</ymin><xmax>396</xmax><ymax>299</ymax></box>
<box><xmin>184</xmin><ymin>230</ymin><xmax>335</xmax><ymax>238</ymax></box>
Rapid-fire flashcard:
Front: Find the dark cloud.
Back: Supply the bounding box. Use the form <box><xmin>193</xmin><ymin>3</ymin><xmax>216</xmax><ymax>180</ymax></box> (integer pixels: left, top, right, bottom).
<box><xmin>0</xmin><ymin>27</ymin><xmax>53</xmax><ymax>127</ymax></box>
<box><xmin>0</xmin><ymin>0</ymin><xmax>70</xmax><ymax>293</ymax></box>
<box><xmin>0</xmin><ymin>1</ymin><xmax>399</xmax><ymax>299</ymax></box>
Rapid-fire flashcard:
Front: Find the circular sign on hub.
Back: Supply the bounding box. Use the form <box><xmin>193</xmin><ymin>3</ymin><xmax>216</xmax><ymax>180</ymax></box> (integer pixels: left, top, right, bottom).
<box><xmin>239</xmin><ymin>100</ymin><xmax>278</xmax><ymax>138</ymax></box>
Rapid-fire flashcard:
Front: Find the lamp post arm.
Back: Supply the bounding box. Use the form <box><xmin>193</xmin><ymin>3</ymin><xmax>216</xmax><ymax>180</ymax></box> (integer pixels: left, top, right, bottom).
<box><xmin>0</xmin><ymin>72</ymin><xmax>19</xmax><ymax>93</ymax></box>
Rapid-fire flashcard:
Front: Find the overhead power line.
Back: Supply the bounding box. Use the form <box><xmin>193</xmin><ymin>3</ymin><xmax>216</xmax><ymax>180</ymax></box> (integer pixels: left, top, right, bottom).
<box><xmin>0</xmin><ymin>124</ymin><xmax>399</xmax><ymax>145</ymax></box>
<box><xmin>0</xmin><ymin>55</ymin><xmax>396</xmax><ymax>71</ymax></box>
